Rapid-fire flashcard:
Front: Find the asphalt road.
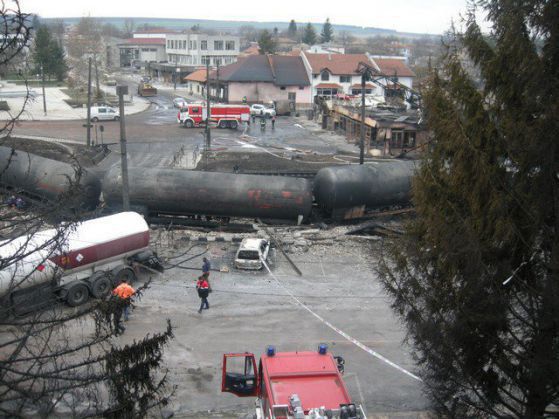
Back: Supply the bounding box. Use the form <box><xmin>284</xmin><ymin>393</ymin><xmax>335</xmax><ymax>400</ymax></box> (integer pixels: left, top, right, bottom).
<box><xmin>121</xmin><ymin>237</ymin><xmax>430</xmax><ymax>418</ymax></box>
<box><xmin>10</xmin><ymin>76</ymin><xmax>359</xmax><ymax>171</ymax></box>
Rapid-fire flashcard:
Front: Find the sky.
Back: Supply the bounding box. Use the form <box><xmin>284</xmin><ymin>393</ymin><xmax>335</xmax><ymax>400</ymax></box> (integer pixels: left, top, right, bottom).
<box><xmin>20</xmin><ymin>0</ymin><xmax>478</xmax><ymax>34</ymax></box>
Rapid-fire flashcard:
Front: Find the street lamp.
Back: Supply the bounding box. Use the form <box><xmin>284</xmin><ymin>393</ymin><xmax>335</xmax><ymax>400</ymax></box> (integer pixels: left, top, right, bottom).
<box><xmin>40</xmin><ymin>64</ymin><xmax>47</xmax><ymax>116</ymax></box>
<box><xmin>174</xmin><ymin>66</ymin><xmax>180</xmax><ymax>90</ymax></box>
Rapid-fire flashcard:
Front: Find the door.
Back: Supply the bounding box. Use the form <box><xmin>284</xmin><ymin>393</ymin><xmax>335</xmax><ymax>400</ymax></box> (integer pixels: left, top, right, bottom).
<box><xmin>98</xmin><ymin>107</ymin><xmax>108</xmax><ymax>120</ymax></box>
<box><xmin>221</xmin><ymin>353</ymin><xmax>258</xmax><ymax>397</ymax></box>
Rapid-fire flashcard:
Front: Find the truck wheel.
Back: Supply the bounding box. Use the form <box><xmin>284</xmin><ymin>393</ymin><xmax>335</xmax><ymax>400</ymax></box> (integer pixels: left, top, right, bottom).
<box><xmin>184</xmin><ymin>120</ymin><xmax>194</xmax><ymax>128</ymax></box>
<box><xmin>92</xmin><ymin>117</ymin><xmax>99</xmax><ymax>122</ymax></box>
<box><xmin>230</xmin><ymin>120</ymin><xmax>238</xmax><ymax>129</ymax></box>
<box><xmin>114</xmin><ymin>116</ymin><xmax>120</xmax><ymax>121</ymax></box>
<box><xmin>66</xmin><ymin>282</ymin><xmax>90</xmax><ymax>307</ymax></box>
<box><xmin>217</xmin><ymin>120</ymin><xmax>224</xmax><ymax>129</ymax></box>
<box><xmin>112</xmin><ymin>267</ymin><xmax>136</xmax><ymax>287</ymax></box>
<box><xmin>90</xmin><ymin>273</ymin><xmax>112</xmax><ymax>299</ymax></box>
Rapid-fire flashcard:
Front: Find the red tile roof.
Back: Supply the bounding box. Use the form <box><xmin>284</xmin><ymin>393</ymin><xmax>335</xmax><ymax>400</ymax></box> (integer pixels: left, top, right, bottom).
<box><xmin>122</xmin><ymin>37</ymin><xmax>165</xmax><ymax>46</ymax></box>
<box><xmin>304</xmin><ymin>53</ymin><xmax>370</xmax><ymax>75</ymax></box>
<box><xmin>240</xmin><ymin>43</ymin><xmax>260</xmax><ymax>56</ymax></box>
<box><xmin>373</xmin><ymin>58</ymin><xmax>416</xmax><ymax>77</ymax></box>
<box><xmin>315</xmin><ymin>83</ymin><xmax>343</xmax><ymax>89</ymax></box>
<box><xmin>184</xmin><ymin>68</ymin><xmax>217</xmax><ymax>83</ymax></box>
<box><xmin>350</xmin><ymin>83</ymin><xmax>377</xmax><ymax>89</ymax></box>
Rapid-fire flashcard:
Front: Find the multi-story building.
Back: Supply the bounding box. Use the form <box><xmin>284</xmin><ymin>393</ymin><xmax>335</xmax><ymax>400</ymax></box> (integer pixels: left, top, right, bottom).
<box><xmin>165</xmin><ymin>34</ymin><xmax>239</xmax><ymax>67</ymax></box>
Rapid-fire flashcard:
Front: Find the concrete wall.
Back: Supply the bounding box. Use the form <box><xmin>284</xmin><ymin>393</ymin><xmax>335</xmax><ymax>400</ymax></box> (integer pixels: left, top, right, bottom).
<box><xmin>228</xmin><ymin>82</ymin><xmax>313</xmax><ymax>106</ymax></box>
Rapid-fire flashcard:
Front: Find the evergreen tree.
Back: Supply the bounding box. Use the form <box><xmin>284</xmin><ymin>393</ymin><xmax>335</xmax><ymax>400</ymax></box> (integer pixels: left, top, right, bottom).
<box><xmin>32</xmin><ymin>25</ymin><xmax>52</xmax><ymax>75</ymax></box>
<box><xmin>381</xmin><ymin>1</ymin><xmax>559</xmax><ymax>417</ymax></box>
<box><xmin>302</xmin><ymin>23</ymin><xmax>317</xmax><ymax>46</ymax></box>
<box><xmin>287</xmin><ymin>19</ymin><xmax>297</xmax><ymax>39</ymax></box>
<box><xmin>320</xmin><ymin>18</ymin><xmax>334</xmax><ymax>43</ymax></box>
<box><xmin>49</xmin><ymin>40</ymin><xmax>68</xmax><ymax>81</ymax></box>
<box><xmin>257</xmin><ymin>29</ymin><xmax>277</xmax><ymax>55</ymax></box>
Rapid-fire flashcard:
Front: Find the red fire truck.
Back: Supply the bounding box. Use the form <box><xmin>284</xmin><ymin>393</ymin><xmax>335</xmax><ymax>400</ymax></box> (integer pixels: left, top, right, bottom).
<box><xmin>222</xmin><ymin>345</ymin><xmax>367</xmax><ymax>419</ymax></box>
<box><xmin>177</xmin><ymin>103</ymin><xmax>250</xmax><ymax>129</ymax></box>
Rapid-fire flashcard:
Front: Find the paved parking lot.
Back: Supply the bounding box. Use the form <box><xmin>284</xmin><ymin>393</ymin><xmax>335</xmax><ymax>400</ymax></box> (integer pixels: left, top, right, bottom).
<box><xmin>120</xmin><ymin>233</ymin><xmax>430</xmax><ymax>417</ymax></box>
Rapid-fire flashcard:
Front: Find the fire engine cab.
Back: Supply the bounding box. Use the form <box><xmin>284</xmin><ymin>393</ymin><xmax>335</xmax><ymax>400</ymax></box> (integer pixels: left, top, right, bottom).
<box><xmin>177</xmin><ymin>103</ymin><xmax>250</xmax><ymax>129</ymax></box>
<box><xmin>222</xmin><ymin>345</ymin><xmax>366</xmax><ymax>419</ymax></box>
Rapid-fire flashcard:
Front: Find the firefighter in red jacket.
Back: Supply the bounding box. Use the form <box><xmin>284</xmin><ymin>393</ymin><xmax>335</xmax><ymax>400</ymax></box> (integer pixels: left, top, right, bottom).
<box><xmin>196</xmin><ymin>275</ymin><xmax>210</xmax><ymax>313</ymax></box>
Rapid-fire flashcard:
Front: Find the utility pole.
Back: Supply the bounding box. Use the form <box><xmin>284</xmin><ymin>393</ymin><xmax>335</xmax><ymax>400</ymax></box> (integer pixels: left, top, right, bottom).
<box><xmin>360</xmin><ymin>73</ymin><xmax>366</xmax><ymax>165</ymax></box>
<box><xmin>40</xmin><ymin>64</ymin><xmax>47</xmax><ymax>116</ymax></box>
<box><xmin>216</xmin><ymin>61</ymin><xmax>220</xmax><ymax>103</ymax></box>
<box><xmin>205</xmin><ymin>60</ymin><xmax>211</xmax><ymax>168</ymax></box>
<box><xmin>116</xmin><ymin>85</ymin><xmax>130</xmax><ymax>210</ymax></box>
<box><xmin>86</xmin><ymin>57</ymin><xmax>92</xmax><ymax>147</ymax></box>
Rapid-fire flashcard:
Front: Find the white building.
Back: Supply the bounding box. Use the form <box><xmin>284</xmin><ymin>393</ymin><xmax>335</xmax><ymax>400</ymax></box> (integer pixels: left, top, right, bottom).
<box><xmin>301</xmin><ymin>52</ymin><xmax>415</xmax><ymax>100</ymax></box>
<box><xmin>165</xmin><ymin>34</ymin><xmax>239</xmax><ymax>67</ymax></box>
<box><xmin>308</xmin><ymin>44</ymin><xmax>345</xmax><ymax>54</ymax></box>
<box><xmin>301</xmin><ymin>52</ymin><xmax>383</xmax><ymax>99</ymax></box>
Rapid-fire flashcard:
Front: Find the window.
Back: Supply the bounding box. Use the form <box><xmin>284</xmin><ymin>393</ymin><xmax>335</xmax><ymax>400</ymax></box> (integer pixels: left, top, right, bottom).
<box><xmin>214</xmin><ymin>57</ymin><xmax>222</xmax><ymax>66</ymax></box>
<box><xmin>189</xmin><ymin>41</ymin><xmax>192</xmax><ymax>49</ymax></box>
<box><xmin>226</xmin><ymin>40</ymin><xmax>235</xmax><ymax>50</ymax></box>
<box><xmin>214</xmin><ymin>40</ymin><xmax>224</xmax><ymax>50</ymax></box>
<box><xmin>167</xmin><ymin>40</ymin><xmax>171</xmax><ymax>49</ymax></box>
<box><xmin>288</xmin><ymin>92</ymin><xmax>296</xmax><ymax>101</ymax></box>
<box><xmin>201</xmin><ymin>40</ymin><xmax>207</xmax><ymax>50</ymax></box>
<box><xmin>340</xmin><ymin>75</ymin><xmax>351</xmax><ymax>83</ymax></box>
<box><xmin>321</xmin><ymin>71</ymin><xmax>330</xmax><ymax>81</ymax></box>
<box><xmin>201</xmin><ymin>56</ymin><xmax>210</xmax><ymax>65</ymax></box>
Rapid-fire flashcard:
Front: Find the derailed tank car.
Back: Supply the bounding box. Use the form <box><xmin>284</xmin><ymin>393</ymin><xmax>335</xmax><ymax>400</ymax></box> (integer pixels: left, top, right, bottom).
<box><xmin>102</xmin><ymin>166</ymin><xmax>313</xmax><ymax>223</ymax></box>
<box><xmin>0</xmin><ymin>146</ymin><xmax>101</xmax><ymax>210</ymax></box>
<box><xmin>313</xmin><ymin>159</ymin><xmax>417</xmax><ymax>220</ymax></box>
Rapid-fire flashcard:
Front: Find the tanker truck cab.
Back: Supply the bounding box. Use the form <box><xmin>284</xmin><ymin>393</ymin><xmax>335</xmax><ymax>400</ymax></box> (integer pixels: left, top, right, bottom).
<box><xmin>222</xmin><ymin>346</ymin><xmax>366</xmax><ymax>419</ymax></box>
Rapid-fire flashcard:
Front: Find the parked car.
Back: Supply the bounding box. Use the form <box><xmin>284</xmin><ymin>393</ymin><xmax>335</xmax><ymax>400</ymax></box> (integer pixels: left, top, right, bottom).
<box><xmin>105</xmin><ymin>79</ymin><xmax>117</xmax><ymax>86</ymax></box>
<box><xmin>173</xmin><ymin>97</ymin><xmax>188</xmax><ymax>108</ymax></box>
<box><xmin>250</xmin><ymin>104</ymin><xmax>276</xmax><ymax>118</ymax></box>
<box><xmin>234</xmin><ymin>238</ymin><xmax>270</xmax><ymax>270</ymax></box>
<box><xmin>90</xmin><ymin>106</ymin><xmax>120</xmax><ymax>122</ymax></box>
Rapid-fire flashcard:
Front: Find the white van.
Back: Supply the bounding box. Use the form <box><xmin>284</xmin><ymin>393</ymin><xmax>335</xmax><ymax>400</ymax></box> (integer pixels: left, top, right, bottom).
<box><xmin>234</xmin><ymin>238</ymin><xmax>270</xmax><ymax>270</ymax></box>
<box><xmin>90</xmin><ymin>106</ymin><xmax>120</xmax><ymax>122</ymax></box>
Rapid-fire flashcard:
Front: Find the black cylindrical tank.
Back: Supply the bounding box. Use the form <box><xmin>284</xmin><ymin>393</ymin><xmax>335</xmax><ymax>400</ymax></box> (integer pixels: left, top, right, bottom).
<box><xmin>102</xmin><ymin>166</ymin><xmax>313</xmax><ymax>221</ymax></box>
<box><xmin>0</xmin><ymin>146</ymin><xmax>102</xmax><ymax>210</ymax></box>
<box><xmin>313</xmin><ymin>160</ymin><xmax>417</xmax><ymax>219</ymax></box>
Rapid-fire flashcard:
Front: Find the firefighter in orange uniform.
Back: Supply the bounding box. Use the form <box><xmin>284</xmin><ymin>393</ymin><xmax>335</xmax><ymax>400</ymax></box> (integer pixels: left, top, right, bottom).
<box><xmin>112</xmin><ymin>279</ymin><xmax>136</xmax><ymax>334</ymax></box>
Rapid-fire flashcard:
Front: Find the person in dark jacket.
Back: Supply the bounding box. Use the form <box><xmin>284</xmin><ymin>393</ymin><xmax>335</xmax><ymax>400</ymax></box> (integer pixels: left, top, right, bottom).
<box><xmin>202</xmin><ymin>257</ymin><xmax>211</xmax><ymax>277</ymax></box>
<box><xmin>196</xmin><ymin>276</ymin><xmax>210</xmax><ymax>313</ymax></box>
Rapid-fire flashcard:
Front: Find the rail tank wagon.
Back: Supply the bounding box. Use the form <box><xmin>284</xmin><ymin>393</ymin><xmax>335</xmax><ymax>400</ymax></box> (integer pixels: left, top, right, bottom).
<box><xmin>0</xmin><ymin>146</ymin><xmax>101</xmax><ymax>210</ymax></box>
<box><xmin>102</xmin><ymin>166</ymin><xmax>313</xmax><ymax>222</ymax></box>
<box><xmin>313</xmin><ymin>159</ymin><xmax>417</xmax><ymax>219</ymax></box>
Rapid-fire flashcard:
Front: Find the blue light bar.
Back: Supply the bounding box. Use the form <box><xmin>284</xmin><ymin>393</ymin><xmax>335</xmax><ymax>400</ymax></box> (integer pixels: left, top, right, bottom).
<box><xmin>318</xmin><ymin>344</ymin><xmax>328</xmax><ymax>355</ymax></box>
<box><xmin>267</xmin><ymin>346</ymin><xmax>276</xmax><ymax>356</ymax></box>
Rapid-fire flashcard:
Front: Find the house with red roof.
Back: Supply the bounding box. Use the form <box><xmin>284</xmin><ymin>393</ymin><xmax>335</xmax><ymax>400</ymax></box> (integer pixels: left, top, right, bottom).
<box><xmin>211</xmin><ymin>55</ymin><xmax>312</xmax><ymax>107</ymax></box>
<box><xmin>301</xmin><ymin>52</ymin><xmax>383</xmax><ymax>99</ymax></box>
<box><xmin>301</xmin><ymin>51</ymin><xmax>416</xmax><ymax>101</ymax></box>
<box><xmin>370</xmin><ymin>55</ymin><xmax>416</xmax><ymax>90</ymax></box>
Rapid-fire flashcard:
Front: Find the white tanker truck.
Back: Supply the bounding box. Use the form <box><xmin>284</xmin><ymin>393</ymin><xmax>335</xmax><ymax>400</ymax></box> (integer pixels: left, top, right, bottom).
<box><xmin>0</xmin><ymin>212</ymin><xmax>163</xmax><ymax>317</ymax></box>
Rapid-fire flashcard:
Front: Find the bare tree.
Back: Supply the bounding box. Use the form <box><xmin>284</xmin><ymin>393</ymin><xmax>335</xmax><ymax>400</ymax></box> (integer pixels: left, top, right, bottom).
<box><xmin>66</xmin><ymin>17</ymin><xmax>104</xmax><ymax>98</ymax></box>
<box><xmin>0</xmin><ymin>3</ymin><xmax>174</xmax><ymax>417</ymax></box>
